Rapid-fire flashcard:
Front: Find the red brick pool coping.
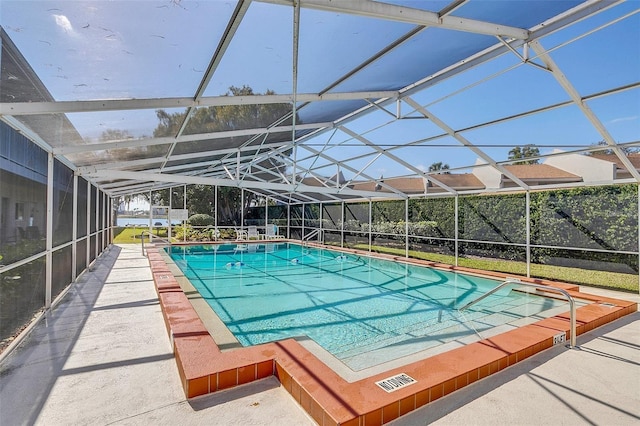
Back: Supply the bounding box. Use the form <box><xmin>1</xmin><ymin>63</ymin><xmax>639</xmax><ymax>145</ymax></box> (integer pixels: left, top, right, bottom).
<box><xmin>146</xmin><ymin>242</ymin><xmax>637</xmax><ymax>426</ymax></box>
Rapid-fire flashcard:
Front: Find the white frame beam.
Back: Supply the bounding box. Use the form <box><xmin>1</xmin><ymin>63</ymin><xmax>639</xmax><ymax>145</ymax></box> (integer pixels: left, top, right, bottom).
<box><xmin>1</xmin><ymin>91</ymin><xmax>397</xmax><ymax>116</ymax></box>
<box><xmin>292</xmin><ymin>1</ymin><xmax>623</xmax><ymax>150</ymax></box>
<box><xmin>66</xmin><ymin>80</ymin><xmax>639</xmax><ymax>179</ymax></box>
<box><xmin>52</xmin><ymin>121</ymin><xmax>332</xmax><ymax>155</ymax></box>
<box><xmin>339</xmin><ymin>125</ymin><xmax>458</xmax><ymax>194</ymax></box>
<box><xmin>76</xmin><ymin>143</ymin><xmax>294</xmax><ymax>175</ymax></box>
<box><xmin>45</xmin><ymin>153</ymin><xmax>54</xmax><ymax>308</ymax></box>
<box><xmin>72</xmin><ymin>174</ymin><xmax>78</xmax><ymax>281</ymax></box>
<box><xmin>84</xmin><ymin>169</ymin><xmax>401</xmax><ymax>199</ymax></box>
<box><xmin>403</xmin><ymin>96</ymin><xmax>531</xmax><ymax>190</ymax></box>
<box><xmin>258</xmin><ymin>0</ymin><xmax>529</xmax><ymax>39</ymax></box>
<box><xmin>295</xmin><ymin>144</ymin><xmax>409</xmax><ymax>198</ymax></box>
<box><xmin>529</xmin><ymin>40</ymin><xmax>640</xmax><ymax>182</ymax></box>
<box><xmin>168</xmin><ymin>0</ymin><xmax>256</xmax><ymax>172</ymax></box>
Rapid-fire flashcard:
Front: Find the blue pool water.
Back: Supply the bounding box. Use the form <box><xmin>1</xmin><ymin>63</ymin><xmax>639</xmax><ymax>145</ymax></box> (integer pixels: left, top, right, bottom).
<box><xmin>168</xmin><ymin>243</ymin><xmax>566</xmax><ymax>370</ymax></box>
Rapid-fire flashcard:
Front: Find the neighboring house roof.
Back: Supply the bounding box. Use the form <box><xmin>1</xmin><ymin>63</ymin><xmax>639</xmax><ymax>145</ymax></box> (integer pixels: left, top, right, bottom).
<box><xmin>428</xmin><ymin>173</ymin><xmax>484</xmax><ymax>190</ymax></box>
<box><xmin>502</xmin><ymin>164</ymin><xmax>582</xmax><ymax>182</ymax></box>
<box><xmin>307</xmin><ymin>161</ymin><xmax>604</xmax><ymax>196</ymax></box>
<box><xmin>590</xmin><ymin>153</ymin><xmax>640</xmax><ymax>170</ymax></box>
<box><xmin>349</xmin><ymin>181</ymin><xmax>381</xmax><ymax>192</ymax></box>
<box><xmin>350</xmin><ymin>173</ymin><xmax>486</xmax><ymax>194</ymax></box>
<box><xmin>351</xmin><ymin>176</ymin><xmax>426</xmax><ymax>194</ymax></box>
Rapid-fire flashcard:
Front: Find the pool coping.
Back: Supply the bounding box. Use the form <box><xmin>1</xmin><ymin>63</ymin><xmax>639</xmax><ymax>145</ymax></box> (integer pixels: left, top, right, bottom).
<box><xmin>146</xmin><ymin>241</ymin><xmax>637</xmax><ymax>426</ymax></box>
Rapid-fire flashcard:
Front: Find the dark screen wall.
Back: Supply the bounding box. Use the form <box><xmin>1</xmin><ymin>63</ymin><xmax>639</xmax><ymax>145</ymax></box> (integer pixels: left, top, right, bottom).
<box><xmin>0</xmin><ymin>121</ymin><xmax>111</xmax><ymax>343</ymax></box>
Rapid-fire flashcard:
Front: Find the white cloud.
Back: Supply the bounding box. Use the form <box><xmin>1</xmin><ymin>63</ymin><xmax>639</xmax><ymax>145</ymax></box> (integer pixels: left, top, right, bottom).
<box><xmin>609</xmin><ymin>115</ymin><xmax>638</xmax><ymax>124</ymax></box>
<box><xmin>53</xmin><ymin>14</ymin><xmax>73</xmax><ymax>33</ymax></box>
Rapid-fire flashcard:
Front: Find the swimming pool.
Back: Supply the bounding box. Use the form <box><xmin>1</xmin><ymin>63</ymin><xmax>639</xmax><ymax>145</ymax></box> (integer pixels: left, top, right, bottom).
<box><xmin>168</xmin><ymin>243</ymin><xmax>569</xmax><ymax>370</ymax></box>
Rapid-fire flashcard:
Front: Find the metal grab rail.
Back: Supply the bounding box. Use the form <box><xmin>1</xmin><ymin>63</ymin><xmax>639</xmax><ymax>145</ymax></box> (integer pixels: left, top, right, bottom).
<box><xmin>302</xmin><ymin>229</ymin><xmax>321</xmax><ymax>246</ymax></box>
<box><xmin>459</xmin><ymin>279</ymin><xmax>577</xmax><ymax>348</ymax></box>
<box><xmin>140</xmin><ymin>230</ymin><xmax>172</xmax><ymax>256</ymax></box>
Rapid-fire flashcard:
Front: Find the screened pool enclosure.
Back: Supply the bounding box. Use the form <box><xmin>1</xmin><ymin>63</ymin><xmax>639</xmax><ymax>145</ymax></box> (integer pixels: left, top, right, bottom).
<box><xmin>1</xmin><ymin>1</ymin><xmax>639</xmax><ymax>347</ymax></box>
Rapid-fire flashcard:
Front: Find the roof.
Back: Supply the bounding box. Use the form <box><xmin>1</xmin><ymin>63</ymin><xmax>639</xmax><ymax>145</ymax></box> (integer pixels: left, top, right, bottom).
<box><xmin>1</xmin><ymin>1</ymin><xmax>638</xmax><ymax>203</ymax></box>
<box><xmin>590</xmin><ymin>153</ymin><xmax>640</xmax><ymax>170</ymax></box>
<box><xmin>503</xmin><ymin>164</ymin><xmax>582</xmax><ymax>182</ymax></box>
<box><xmin>351</xmin><ymin>176</ymin><xmax>426</xmax><ymax>194</ymax></box>
<box><xmin>428</xmin><ymin>173</ymin><xmax>485</xmax><ymax>190</ymax></box>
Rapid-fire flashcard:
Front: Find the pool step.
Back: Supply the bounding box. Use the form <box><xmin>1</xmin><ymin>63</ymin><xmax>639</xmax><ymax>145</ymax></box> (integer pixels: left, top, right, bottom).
<box><xmin>334</xmin><ymin>294</ymin><xmax>570</xmax><ymax>370</ymax></box>
<box><xmin>334</xmin><ymin>310</ymin><xmax>483</xmax><ymax>359</ymax></box>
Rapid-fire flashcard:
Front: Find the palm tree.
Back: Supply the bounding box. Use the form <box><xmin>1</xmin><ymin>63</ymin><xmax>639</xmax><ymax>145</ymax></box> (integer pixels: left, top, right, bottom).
<box><xmin>429</xmin><ymin>162</ymin><xmax>450</xmax><ymax>173</ymax></box>
<box><xmin>508</xmin><ymin>145</ymin><xmax>539</xmax><ymax>165</ymax></box>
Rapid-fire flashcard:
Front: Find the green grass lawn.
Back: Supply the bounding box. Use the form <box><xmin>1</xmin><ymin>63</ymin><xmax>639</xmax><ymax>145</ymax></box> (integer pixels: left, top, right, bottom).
<box><xmin>351</xmin><ymin>244</ymin><xmax>638</xmax><ymax>293</ymax></box>
<box><xmin>112</xmin><ymin>227</ymin><xmax>171</xmax><ymax>244</ymax></box>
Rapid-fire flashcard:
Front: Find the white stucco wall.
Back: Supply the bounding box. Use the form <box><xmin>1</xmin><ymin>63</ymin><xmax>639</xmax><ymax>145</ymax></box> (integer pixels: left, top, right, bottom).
<box><xmin>544</xmin><ymin>149</ymin><xmax>616</xmax><ymax>182</ymax></box>
<box><xmin>471</xmin><ymin>159</ymin><xmax>503</xmax><ymax>189</ymax></box>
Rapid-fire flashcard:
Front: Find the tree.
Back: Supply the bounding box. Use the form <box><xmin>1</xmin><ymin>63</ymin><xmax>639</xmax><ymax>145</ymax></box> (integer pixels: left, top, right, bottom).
<box><xmin>147</xmin><ymin>185</ymin><xmax>267</xmax><ymax>227</ymax></box>
<box><xmin>154</xmin><ymin>85</ymin><xmax>294</xmax><ymax>180</ymax></box>
<box><xmin>428</xmin><ymin>162</ymin><xmax>450</xmax><ymax>173</ymax></box>
<box><xmin>119</xmin><ymin>194</ymin><xmax>144</xmax><ymax>213</ymax></box>
<box><xmin>95</xmin><ymin>128</ymin><xmax>159</xmax><ymax>163</ymax></box>
<box><xmin>508</xmin><ymin>145</ymin><xmax>540</xmax><ymax>165</ymax></box>
<box><xmin>586</xmin><ymin>140</ymin><xmax>639</xmax><ymax>156</ymax></box>
<box><xmin>154</xmin><ymin>85</ymin><xmax>293</xmax><ymax>138</ymax></box>
<box><xmin>100</xmin><ymin>129</ymin><xmax>133</xmax><ymax>141</ymax></box>
<box><xmin>149</xmin><ymin>85</ymin><xmax>297</xmax><ymax>221</ymax></box>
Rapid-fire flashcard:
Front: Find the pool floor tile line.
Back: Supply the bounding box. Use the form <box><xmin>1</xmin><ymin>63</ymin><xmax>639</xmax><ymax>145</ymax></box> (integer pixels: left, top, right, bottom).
<box><xmin>146</xmin><ymin>244</ymin><xmax>637</xmax><ymax>426</ymax></box>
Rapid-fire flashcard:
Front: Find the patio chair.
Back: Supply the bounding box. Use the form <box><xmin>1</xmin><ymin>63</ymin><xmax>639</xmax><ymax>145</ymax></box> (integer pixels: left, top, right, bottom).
<box><xmin>235</xmin><ymin>229</ymin><xmax>248</xmax><ymax>241</ymax></box>
<box><xmin>265</xmin><ymin>224</ymin><xmax>285</xmax><ymax>239</ymax></box>
<box><xmin>247</xmin><ymin>226</ymin><xmax>261</xmax><ymax>240</ymax></box>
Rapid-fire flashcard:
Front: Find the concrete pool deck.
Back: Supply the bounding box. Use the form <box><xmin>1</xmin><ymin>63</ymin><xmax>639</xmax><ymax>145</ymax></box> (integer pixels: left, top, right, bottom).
<box><xmin>0</xmin><ymin>243</ymin><xmax>638</xmax><ymax>425</ymax></box>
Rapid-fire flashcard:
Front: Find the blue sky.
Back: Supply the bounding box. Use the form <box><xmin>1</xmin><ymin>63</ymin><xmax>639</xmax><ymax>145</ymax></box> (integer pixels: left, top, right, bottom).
<box><xmin>1</xmin><ymin>0</ymin><xmax>639</xmax><ymax>179</ymax></box>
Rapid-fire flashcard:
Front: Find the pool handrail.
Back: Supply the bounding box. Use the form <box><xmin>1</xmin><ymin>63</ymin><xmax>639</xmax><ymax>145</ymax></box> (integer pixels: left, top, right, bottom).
<box><xmin>459</xmin><ymin>279</ymin><xmax>577</xmax><ymax>348</ymax></box>
<box><xmin>302</xmin><ymin>229</ymin><xmax>322</xmax><ymax>246</ymax></box>
<box><xmin>140</xmin><ymin>230</ymin><xmax>172</xmax><ymax>256</ymax></box>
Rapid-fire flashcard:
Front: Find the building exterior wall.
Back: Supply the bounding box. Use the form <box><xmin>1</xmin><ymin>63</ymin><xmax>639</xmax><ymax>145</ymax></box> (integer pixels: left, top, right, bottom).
<box><xmin>544</xmin><ymin>149</ymin><xmax>616</xmax><ymax>182</ymax></box>
<box><xmin>471</xmin><ymin>159</ymin><xmax>503</xmax><ymax>189</ymax></box>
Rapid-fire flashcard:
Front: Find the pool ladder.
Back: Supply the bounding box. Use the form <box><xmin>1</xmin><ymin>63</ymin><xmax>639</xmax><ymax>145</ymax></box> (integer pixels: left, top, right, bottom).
<box><xmin>459</xmin><ymin>279</ymin><xmax>577</xmax><ymax>348</ymax></box>
<box><xmin>140</xmin><ymin>230</ymin><xmax>172</xmax><ymax>256</ymax></box>
<box><xmin>302</xmin><ymin>229</ymin><xmax>322</xmax><ymax>246</ymax></box>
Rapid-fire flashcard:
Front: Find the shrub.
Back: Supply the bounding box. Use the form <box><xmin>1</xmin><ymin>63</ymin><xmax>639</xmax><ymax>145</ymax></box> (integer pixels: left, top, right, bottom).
<box><xmin>187</xmin><ymin>213</ymin><xmax>215</xmax><ymax>227</ymax></box>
